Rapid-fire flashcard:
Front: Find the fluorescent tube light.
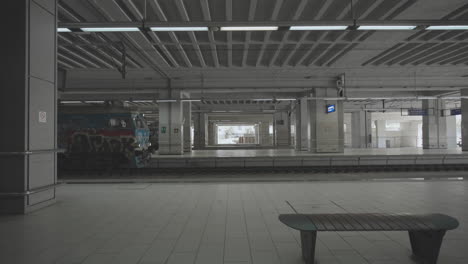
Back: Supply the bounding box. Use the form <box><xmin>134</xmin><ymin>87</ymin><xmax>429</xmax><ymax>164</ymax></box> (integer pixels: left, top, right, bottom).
<box><xmin>81</xmin><ymin>27</ymin><xmax>140</xmax><ymax>32</ymax></box>
<box><xmin>290</xmin><ymin>26</ymin><xmax>348</xmax><ymax>30</ymax></box>
<box><xmin>60</xmin><ymin>100</ymin><xmax>81</xmax><ymax>104</ymax></box>
<box><xmin>84</xmin><ymin>100</ymin><xmax>105</xmax><ymax>103</ymax></box>
<box><xmin>57</xmin><ymin>28</ymin><xmax>71</xmax><ymax>32</ymax></box>
<box><xmin>276</xmin><ymin>98</ymin><xmax>297</xmax><ymax>101</ymax></box>
<box><xmin>182</xmin><ymin>99</ymin><xmax>202</xmax><ymax>102</ymax></box>
<box><xmin>417</xmin><ymin>96</ymin><xmax>438</xmax><ymax>100</ymax></box>
<box><xmin>426</xmin><ymin>25</ymin><xmax>468</xmax><ymax>30</ymax></box>
<box><xmin>220</xmin><ymin>26</ymin><xmax>278</xmax><ymax>31</ymax></box>
<box><xmin>151</xmin><ymin>27</ymin><xmax>208</xmax><ymax>31</ymax></box>
<box><xmin>128</xmin><ymin>100</ymin><xmax>154</xmax><ymax>103</ymax></box>
<box><xmin>358</xmin><ymin>25</ymin><xmax>416</xmax><ymax>30</ymax></box>
<box><xmin>156</xmin><ymin>99</ymin><xmax>178</xmax><ymax>103</ymax></box>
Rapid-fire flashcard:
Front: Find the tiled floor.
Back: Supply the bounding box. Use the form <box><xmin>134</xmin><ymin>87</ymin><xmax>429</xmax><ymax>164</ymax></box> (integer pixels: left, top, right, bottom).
<box><xmin>153</xmin><ymin>147</ymin><xmax>465</xmax><ymax>158</ymax></box>
<box><xmin>1</xmin><ymin>180</ymin><xmax>467</xmax><ymax>264</ymax></box>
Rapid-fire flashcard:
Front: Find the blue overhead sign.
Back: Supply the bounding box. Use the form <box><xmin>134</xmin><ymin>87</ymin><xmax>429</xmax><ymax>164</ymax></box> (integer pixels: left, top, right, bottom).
<box><xmin>407</xmin><ymin>109</ymin><xmax>428</xmax><ymax>116</ymax></box>
<box><xmin>450</xmin><ymin>109</ymin><xmax>462</xmax><ymax>116</ymax></box>
<box><xmin>326</xmin><ymin>104</ymin><xmax>336</xmax><ymax>113</ymax></box>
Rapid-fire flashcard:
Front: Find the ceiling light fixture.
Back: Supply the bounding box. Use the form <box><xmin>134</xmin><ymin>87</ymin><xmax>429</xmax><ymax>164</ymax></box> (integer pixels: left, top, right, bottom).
<box><xmin>357</xmin><ymin>25</ymin><xmax>416</xmax><ymax>30</ymax></box>
<box><xmin>81</xmin><ymin>27</ymin><xmax>140</xmax><ymax>32</ymax></box>
<box><xmin>59</xmin><ymin>100</ymin><xmax>81</xmax><ymax>104</ymax></box>
<box><xmin>57</xmin><ymin>28</ymin><xmax>71</xmax><ymax>32</ymax></box>
<box><xmin>156</xmin><ymin>99</ymin><xmax>178</xmax><ymax>103</ymax></box>
<box><xmin>290</xmin><ymin>26</ymin><xmax>348</xmax><ymax>30</ymax></box>
<box><xmin>150</xmin><ymin>27</ymin><xmax>208</xmax><ymax>31</ymax></box>
<box><xmin>127</xmin><ymin>100</ymin><xmax>154</xmax><ymax>103</ymax></box>
<box><xmin>426</xmin><ymin>25</ymin><xmax>468</xmax><ymax>30</ymax></box>
<box><xmin>220</xmin><ymin>26</ymin><xmax>278</xmax><ymax>31</ymax></box>
<box><xmin>84</xmin><ymin>100</ymin><xmax>105</xmax><ymax>103</ymax></box>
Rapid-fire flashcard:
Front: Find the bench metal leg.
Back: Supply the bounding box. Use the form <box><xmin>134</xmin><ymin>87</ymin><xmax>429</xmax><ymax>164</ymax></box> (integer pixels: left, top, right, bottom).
<box><xmin>408</xmin><ymin>230</ymin><xmax>446</xmax><ymax>264</ymax></box>
<box><xmin>300</xmin><ymin>231</ymin><xmax>317</xmax><ymax>264</ymax></box>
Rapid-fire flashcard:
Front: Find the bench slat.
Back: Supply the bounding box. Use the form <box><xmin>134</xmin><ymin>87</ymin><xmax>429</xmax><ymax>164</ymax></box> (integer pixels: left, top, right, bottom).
<box><xmin>279</xmin><ymin>213</ymin><xmax>459</xmax><ymax>232</ymax></box>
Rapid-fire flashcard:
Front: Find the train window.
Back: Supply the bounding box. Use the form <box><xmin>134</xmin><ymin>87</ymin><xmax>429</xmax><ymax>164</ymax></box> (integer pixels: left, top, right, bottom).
<box><xmin>109</xmin><ymin>118</ymin><xmax>119</xmax><ymax>127</ymax></box>
<box><xmin>109</xmin><ymin>118</ymin><xmax>129</xmax><ymax>128</ymax></box>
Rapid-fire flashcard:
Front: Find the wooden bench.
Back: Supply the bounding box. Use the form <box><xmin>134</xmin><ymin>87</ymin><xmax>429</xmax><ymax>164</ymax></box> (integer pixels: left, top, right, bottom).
<box><xmin>279</xmin><ymin>213</ymin><xmax>459</xmax><ymax>264</ymax></box>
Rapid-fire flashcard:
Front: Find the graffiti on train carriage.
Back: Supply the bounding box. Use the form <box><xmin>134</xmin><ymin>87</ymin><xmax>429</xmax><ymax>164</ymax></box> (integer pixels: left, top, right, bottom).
<box><xmin>58</xmin><ymin>111</ymin><xmax>151</xmax><ymax>168</ymax></box>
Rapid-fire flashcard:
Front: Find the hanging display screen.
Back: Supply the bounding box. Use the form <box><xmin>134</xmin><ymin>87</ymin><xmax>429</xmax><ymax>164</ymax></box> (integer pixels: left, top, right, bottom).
<box><xmin>326</xmin><ymin>104</ymin><xmax>336</xmax><ymax>113</ymax></box>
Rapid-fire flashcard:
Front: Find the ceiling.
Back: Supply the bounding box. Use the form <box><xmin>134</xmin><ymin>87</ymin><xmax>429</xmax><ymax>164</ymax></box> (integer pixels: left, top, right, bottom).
<box><xmin>57</xmin><ymin>0</ymin><xmax>468</xmax><ymax>103</ymax></box>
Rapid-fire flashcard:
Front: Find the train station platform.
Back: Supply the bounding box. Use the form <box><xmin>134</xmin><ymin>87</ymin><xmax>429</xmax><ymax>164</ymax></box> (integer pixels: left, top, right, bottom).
<box><xmin>149</xmin><ymin>148</ymin><xmax>468</xmax><ymax>169</ymax></box>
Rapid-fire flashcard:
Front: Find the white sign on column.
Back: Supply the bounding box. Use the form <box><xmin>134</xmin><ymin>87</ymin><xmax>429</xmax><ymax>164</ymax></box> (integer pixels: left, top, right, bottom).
<box><xmin>39</xmin><ymin>111</ymin><xmax>47</xmax><ymax>123</ymax></box>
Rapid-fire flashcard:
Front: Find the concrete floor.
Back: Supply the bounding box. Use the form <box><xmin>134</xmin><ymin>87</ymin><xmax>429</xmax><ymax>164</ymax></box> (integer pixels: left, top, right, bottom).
<box><xmin>0</xmin><ymin>179</ymin><xmax>466</xmax><ymax>264</ymax></box>
<box><xmin>154</xmin><ymin>147</ymin><xmax>464</xmax><ymax>158</ymax></box>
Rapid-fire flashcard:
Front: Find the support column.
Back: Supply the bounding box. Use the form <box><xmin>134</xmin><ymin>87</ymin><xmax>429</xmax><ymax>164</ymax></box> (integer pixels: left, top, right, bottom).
<box><xmin>193</xmin><ymin>112</ymin><xmax>207</xmax><ymax>149</ymax></box>
<box><xmin>259</xmin><ymin>121</ymin><xmax>271</xmax><ymax>146</ymax></box>
<box><xmin>0</xmin><ymin>0</ymin><xmax>57</xmax><ymax>213</ymax></box>
<box><xmin>309</xmin><ymin>89</ymin><xmax>344</xmax><ymax>153</ymax></box>
<box><xmin>462</xmin><ymin>89</ymin><xmax>468</xmax><ymax>151</ymax></box>
<box><xmin>274</xmin><ymin>112</ymin><xmax>290</xmax><ymax>147</ymax></box>
<box><xmin>375</xmin><ymin>120</ymin><xmax>387</xmax><ymax>148</ymax></box>
<box><xmin>183</xmin><ymin>102</ymin><xmax>192</xmax><ymax>152</ymax></box>
<box><xmin>295</xmin><ymin>98</ymin><xmax>310</xmax><ymax>151</ymax></box>
<box><xmin>158</xmin><ymin>90</ymin><xmax>184</xmax><ymax>155</ymax></box>
<box><xmin>422</xmin><ymin>99</ymin><xmax>447</xmax><ymax>149</ymax></box>
<box><xmin>446</xmin><ymin>116</ymin><xmax>457</xmax><ymax>148</ymax></box>
<box><xmin>351</xmin><ymin>111</ymin><xmax>371</xmax><ymax>148</ymax></box>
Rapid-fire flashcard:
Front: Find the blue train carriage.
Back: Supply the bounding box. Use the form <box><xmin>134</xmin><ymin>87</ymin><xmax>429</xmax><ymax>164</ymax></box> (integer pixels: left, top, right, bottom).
<box><xmin>58</xmin><ymin>107</ymin><xmax>151</xmax><ymax>168</ymax></box>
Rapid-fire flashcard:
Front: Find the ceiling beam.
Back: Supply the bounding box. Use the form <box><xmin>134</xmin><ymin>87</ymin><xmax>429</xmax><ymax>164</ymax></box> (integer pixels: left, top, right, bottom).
<box><xmin>242</xmin><ymin>0</ymin><xmax>257</xmax><ymax>67</ymax></box>
<box><xmin>59</xmin><ymin>19</ymin><xmax>468</xmax><ymax>28</ymax></box>
<box><xmin>199</xmin><ymin>0</ymin><xmax>219</xmax><ymax>68</ymax></box>
<box><xmin>255</xmin><ymin>0</ymin><xmax>283</xmax><ymax>67</ymax></box>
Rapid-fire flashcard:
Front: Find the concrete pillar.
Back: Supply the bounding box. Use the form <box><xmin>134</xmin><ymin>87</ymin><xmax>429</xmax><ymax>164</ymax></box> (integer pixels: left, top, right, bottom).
<box><xmin>208</xmin><ymin>121</ymin><xmax>216</xmax><ymax>146</ymax></box>
<box><xmin>446</xmin><ymin>116</ymin><xmax>457</xmax><ymax>148</ymax></box>
<box><xmin>375</xmin><ymin>120</ymin><xmax>387</xmax><ymax>148</ymax></box>
<box><xmin>193</xmin><ymin>112</ymin><xmax>207</xmax><ymax>149</ymax></box>
<box><xmin>183</xmin><ymin>102</ymin><xmax>192</xmax><ymax>152</ymax></box>
<box><xmin>309</xmin><ymin>89</ymin><xmax>344</xmax><ymax>153</ymax></box>
<box><xmin>351</xmin><ymin>111</ymin><xmax>371</xmax><ymax>148</ymax></box>
<box><xmin>295</xmin><ymin>98</ymin><xmax>310</xmax><ymax>151</ymax></box>
<box><xmin>158</xmin><ymin>90</ymin><xmax>184</xmax><ymax>155</ymax></box>
<box><xmin>462</xmin><ymin>89</ymin><xmax>468</xmax><ymax>151</ymax></box>
<box><xmin>422</xmin><ymin>99</ymin><xmax>447</xmax><ymax>149</ymax></box>
<box><xmin>274</xmin><ymin>112</ymin><xmax>290</xmax><ymax>147</ymax></box>
<box><xmin>259</xmin><ymin>121</ymin><xmax>271</xmax><ymax>146</ymax></box>
<box><xmin>0</xmin><ymin>0</ymin><xmax>57</xmax><ymax>213</ymax></box>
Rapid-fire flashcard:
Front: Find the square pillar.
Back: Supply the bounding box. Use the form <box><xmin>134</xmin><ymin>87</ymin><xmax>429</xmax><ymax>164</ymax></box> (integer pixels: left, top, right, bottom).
<box><xmin>158</xmin><ymin>90</ymin><xmax>184</xmax><ymax>155</ymax></box>
<box><xmin>375</xmin><ymin>120</ymin><xmax>387</xmax><ymax>148</ymax></box>
<box><xmin>0</xmin><ymin>0</ymin><xmax>57</xmax><ymax>213</ymax></box>
<box><xmin>422</xmin><ymin>99</ymin><xmax>447</xmax><ymax>149</ymax></box>
<box><xmin>183</xmin><ymin>102</ymin><xmax>192</xmax><ymax>152</ymax></box>
<box><xmin>309</xmin><ymin>89</ymin><xmax>344</xmax><ymax>153</ymax></box>
<box><xmin>462</xmin><ymin>89</ymin><xmax>468</xmax><ymax>151</ymax></box>
<box><xmin>351</xmin><ymin>111</ymin><xmax>371</xmax><ymax>148</ymax></box>
<box><xmin>193</xmin><ymin>112</ymin><xmax>207</xmax><ymax>149</ymax></box>
<box><xmin>259</xmin><ymin>121</ymin><xmax>271</xmax><ymax>146</ymax></box>
<box><xmin>274</xmin><ymin>112</ymin><xmax>290</xmax><ymax>147</ymax></box>
<box><xmin>296</xmin><ymin>98</ymin><xmax>310</xmax><ymax>151</ymax></box>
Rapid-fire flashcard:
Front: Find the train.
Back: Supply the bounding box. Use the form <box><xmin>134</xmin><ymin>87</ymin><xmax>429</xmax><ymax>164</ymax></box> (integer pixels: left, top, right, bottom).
<box><xmin>58</xmin><ymin>105</ymin><xmax>152</xmax><ymax>169</ymax></box>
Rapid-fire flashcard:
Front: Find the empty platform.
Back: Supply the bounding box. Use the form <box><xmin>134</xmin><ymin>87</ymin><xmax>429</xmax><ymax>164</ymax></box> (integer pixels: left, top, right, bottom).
<box><xmin>150</xmin><ymin>148</ymin><xmax>468</xmax><ymax>169</ymax></box>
